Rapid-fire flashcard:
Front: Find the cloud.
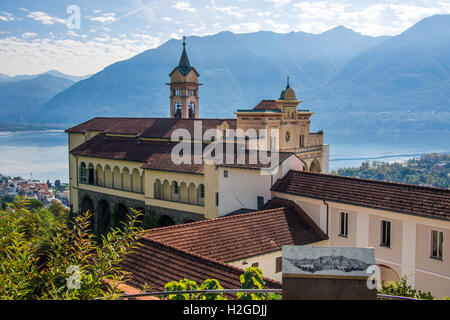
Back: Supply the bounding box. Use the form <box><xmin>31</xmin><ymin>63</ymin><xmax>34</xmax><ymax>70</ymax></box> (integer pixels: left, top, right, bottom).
<box><xmin>89</xmin><ymin>13</ymin><xmax>117</xmax><ymax>23</ymax></box>
<box><xmin>292</xmin><ymin>1</ymin><xmax>450</xmax><ymax>36</ymax></box>
<box><xmin>27</xmin><ymin>11</ymin><xmax>65</xmax><ymax>25</ymax></box>
<box><xmin>0</xmin><ymin>12</ymin><xmax>15</xmax><ymax>22</ymax></box>
<box><xmin>228</xmin><ymin>22</ymin><xmax>261</xmax><ymax>33</ymax></box>
<box><xmin>172</xmin><ymin>2</ymin><xmax>197</xmax><ymax>12</ymax></box>
<box><xmin>0</xmin><ymin>34</ymin><xmax>161</xmax><ymax>76</ymax></box>
<box><xmin>265</xmin><ymin>0</ymin><xmax>292</xmax><ymax>7</ymax></box>
<box><xmin>22</xmin><ymin>32</ymin><xmax>38</xmax><ymax>39</ymax></box>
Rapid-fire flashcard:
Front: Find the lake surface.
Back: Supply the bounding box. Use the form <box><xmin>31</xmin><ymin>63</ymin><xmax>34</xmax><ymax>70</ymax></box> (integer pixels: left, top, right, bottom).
<box><xmin>0</xmin><ymin>130</ymin><xmax>449</xmax><ymax>183</ymax></box>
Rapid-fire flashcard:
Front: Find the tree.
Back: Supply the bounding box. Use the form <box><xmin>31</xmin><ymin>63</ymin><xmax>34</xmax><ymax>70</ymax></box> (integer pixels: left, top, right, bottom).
<box><xmin>0</xmin><ymin>197</ymin><xmax>144</xmax><ymax>300</ymax></box>
<box><xmin>54</xmin><ymin>180</ymin><xmax>61</xmax><ymax>189</ymax></box>
<box><xmin>379</xmin><ymin>275</ymin><xmax>434</xmax><ymax>300</ymax></box>
<box><xmin>162</xmin><ymin>266</ymin><xmax>280</xmax><ymax>300</ymax></box>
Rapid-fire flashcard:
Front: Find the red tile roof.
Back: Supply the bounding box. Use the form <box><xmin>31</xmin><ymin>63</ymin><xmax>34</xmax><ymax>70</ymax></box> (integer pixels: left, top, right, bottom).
<box><xmin>253</xmin><ymin>100</ymin><xmax>279</xmax><ymax>110</ymax></box>
<box><xmin>144</xmin><ymin>205</ymin><xmax>327</xmax><ymax>262</ymax></box>
<box><xmin>71</xmin><ymin>134</ymin><xmax>205</xmax><ymax>173</ymax></box>
<box><xmin>71</xmin><ymin>134</ymin><xmax>296</xmax><ymax>174</ymax></box>
<box><xmin>271</xmin><ymin>170</ymin><xmax>450</xmax><ymax>221</ymax></box>
<box><xmin>65</xmin><ymin>117</ymin><xmax>236</xmax><ymax>139</ymax></box>
<box><xmin>120</xmin><ymin>238</ymin><xmax>281</xmax><ymax>295</ymax></box>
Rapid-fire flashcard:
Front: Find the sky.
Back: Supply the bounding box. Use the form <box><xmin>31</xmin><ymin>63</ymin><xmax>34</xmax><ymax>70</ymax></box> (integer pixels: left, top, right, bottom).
<box><xmin>0</xmin><ymin>0</ymin><xmax>449</xmax><ymax>76</ymax></box>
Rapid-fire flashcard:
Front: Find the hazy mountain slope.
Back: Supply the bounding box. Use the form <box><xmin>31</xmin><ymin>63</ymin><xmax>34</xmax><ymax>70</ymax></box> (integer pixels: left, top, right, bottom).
<box><xmin>37</xmin><ymin>28</ymin><xmax>387</xmax><ymax>125</ymax></box>
<box><xmin>318</xmin><ymin>14</ymin><xmax>450</xmax><ymax>112</ymax></box>
<box><xmin>0</xmin><ymin>70</ymin><xmax>90</xmax><ymax>84</ymax></box>
<box><xmin>0</xmin><ymin>75</ymin><xmax>74</xmax><ymax>122</ymax></box>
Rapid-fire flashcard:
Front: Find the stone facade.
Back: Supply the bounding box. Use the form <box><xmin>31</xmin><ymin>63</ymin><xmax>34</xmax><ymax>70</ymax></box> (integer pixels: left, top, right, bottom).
<box><xmin>77</xmin><ymin>188</ymin><xmax>204</xmax><ymax>233</ymax></box>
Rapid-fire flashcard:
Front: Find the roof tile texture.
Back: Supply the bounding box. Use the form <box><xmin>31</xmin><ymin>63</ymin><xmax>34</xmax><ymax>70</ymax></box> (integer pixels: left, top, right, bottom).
<box><xmin>271</xmin><ymin>170</ymin><xmax>450</xmax><ymax>220</ymax></box>
<box><xmin>144</xmin><ymin>206</ymin><xmax>327</xmax><ymax>262</ymax></box>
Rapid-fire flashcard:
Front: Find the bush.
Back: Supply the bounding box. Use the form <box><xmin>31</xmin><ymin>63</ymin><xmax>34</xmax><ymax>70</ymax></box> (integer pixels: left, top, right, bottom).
<box><xmin>379</xmin><ymin>275</ymin><xmax>434</xmax><ymax>300</ymax></box>
<box><xmin>0</xmin><ymin>197</ymin><xmax>144</xmax><ymax>300</ymax></box>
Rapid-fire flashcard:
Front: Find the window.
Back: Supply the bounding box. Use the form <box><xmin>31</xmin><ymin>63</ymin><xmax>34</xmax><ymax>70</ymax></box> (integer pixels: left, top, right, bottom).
<box><xmin>188</xmin><ymin>89</ymin><xmax>195</xmax><ymax>96</ymax></box>
<box><xmin>79</xmin><ymin>163</ymin><xmax>87</xmax><ymax>184</ymax></box>
<box><xmin>275</xmin><ymin>257</ymin><xmax>282</xmax><ymax>273</ymax></box>
<box><xmin>431</xmin><ymin>230</ymin><xmax>443</xmax><ymax>260</ymax></box>
<box><xmin>199</xmin><ymin>184</ymin><xmax>205</xmax><ymax>198</ymax></box>
<box><xmin>215</xmin><ymin>192</ymin><xmax>219</xmax><ymax>207</ymax></box>
<box><xmin>257</xmin><ymin>196</ymin><xmax>264</xmax><ymax>210</ymax></box>
<box><xmin>299</xmin><ymin>134</ymin><xmax>305</xmax><ymax>147</ymax></box>
<box><xmin>339</xmin><ymin>212</ymin><xmax>348</xmax><ymax>237</ymax></box>
<box><xmin>174</xmin><ymin>89</ymin><xmax>182</xmax><ymax>96</ymax></box>
<box><xmin>224</xmin><ymin>170</ymin><xmax>228</xmax><ymax>178</ymax></box>
<box><xmin>381</xmin><ymin>220</ymin><xmax>391</xmax><ymax>247</ymax></box>
<box><xmin>285</xmin><ymin>131</ymin><xmax>290</xmax><ymax>143</ymax></box>
<box><xmin>173</xmin><ymin>182</ymin><xmax>179</xmax><ymax>194</ymax></box>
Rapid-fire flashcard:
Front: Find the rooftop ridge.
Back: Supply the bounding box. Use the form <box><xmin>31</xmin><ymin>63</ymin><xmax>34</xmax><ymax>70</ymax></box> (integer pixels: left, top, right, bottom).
<box><xmin>143</xmin><ymin>207</ymin><xmax>288</xmax><ymax>237</ymax></box>
<box><xmin>285</xmin><ymin>170</ymin><xmax>450</xmax><ymax>193</ymax></box>
<box><xmin>138</xmin><ymin>237</ymin><xmax>282</xmax><ymax>287</ymax></box>
<box><xmin>266</xmin><ymin>197</ymin><xmax>328</xmax><ymax>240</ymax></box>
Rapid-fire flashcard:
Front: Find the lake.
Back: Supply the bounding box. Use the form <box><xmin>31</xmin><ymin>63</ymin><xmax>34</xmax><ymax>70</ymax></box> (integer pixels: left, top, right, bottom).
<box><xmin>0</xmin><ymin>130</ymin><xmax>449</xmax><ymax>183</ymax></box>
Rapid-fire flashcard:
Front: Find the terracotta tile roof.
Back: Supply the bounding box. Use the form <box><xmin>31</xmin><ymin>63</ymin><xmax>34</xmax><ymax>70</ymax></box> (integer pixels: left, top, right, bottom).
<box><xmin>253</xmin><ymin>100</ymin><xmax>279</xmax><ymax>111</ymax></box>
<box><xmin>71</xmin><ymin>134</ymin><xmax>205</xmax><ymax>174</ymax></box>
<box><xmin>271</xmin><ymin>170</ymin><xmax>450</xmax><ymax>221</ymax></box>
<box><xmin>65</xmin><ymin>117</ymin><xmax>236</xmax><ymax>139</ymax></box>
<box><xmin>144</xmin><ymin>206</ymin><xmax>327</xmax><ymax>262</ymax></box>
<box><xmin>120</xmin><ymin>238</ymin><xmax>281</xmax><ymax>295</ymax></box>
<box><xmin>71</xmin><ymin>134</ymin><xmax>296</xmax><ymax>173</ymax></box>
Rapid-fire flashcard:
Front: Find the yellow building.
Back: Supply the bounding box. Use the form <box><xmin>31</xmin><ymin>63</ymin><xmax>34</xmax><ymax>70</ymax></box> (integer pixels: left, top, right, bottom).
<box><xmin>66</xmin><ymin>39</ymin><xmax>329</xmax><ymax>235</ymax></box>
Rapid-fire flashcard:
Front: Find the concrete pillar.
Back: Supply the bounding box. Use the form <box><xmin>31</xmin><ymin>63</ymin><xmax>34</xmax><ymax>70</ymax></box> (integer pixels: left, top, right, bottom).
<box><xmin>401</xmin><ymin>220</ymin><xmax>417</xmax><ymax>287</ymax></box>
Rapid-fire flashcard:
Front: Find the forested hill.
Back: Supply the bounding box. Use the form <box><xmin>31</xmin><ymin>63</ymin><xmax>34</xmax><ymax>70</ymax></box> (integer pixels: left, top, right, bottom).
<box><xmin>332</xmin><ymin>153</ymin><xmax>450</xmax><ymax>189</ymax></box>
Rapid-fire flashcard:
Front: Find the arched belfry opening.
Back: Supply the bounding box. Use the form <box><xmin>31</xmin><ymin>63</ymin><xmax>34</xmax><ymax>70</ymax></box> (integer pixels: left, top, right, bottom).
<box><xmin>168</xmin><ymin>35</ymin><xmax>202</xmax><ymax>119</ymax></box>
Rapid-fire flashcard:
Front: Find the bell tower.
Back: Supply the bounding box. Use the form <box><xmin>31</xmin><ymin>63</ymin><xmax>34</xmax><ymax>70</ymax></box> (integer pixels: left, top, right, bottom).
<box><xmin>168</xmin><ymin>36</ymin><xmax>202</xmax><ymax>119</ymax></box>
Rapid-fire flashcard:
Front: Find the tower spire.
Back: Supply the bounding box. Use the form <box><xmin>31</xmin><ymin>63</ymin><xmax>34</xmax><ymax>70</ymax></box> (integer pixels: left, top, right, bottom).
<box><xmin>287</xmin><ymin>76</ymin><xmax>290</xmax><ymax>88</ymax></box>
<box><xmin>178</xmin><ymin>35</ymin><xmax>191</xmax><ymax>69</ymax></box>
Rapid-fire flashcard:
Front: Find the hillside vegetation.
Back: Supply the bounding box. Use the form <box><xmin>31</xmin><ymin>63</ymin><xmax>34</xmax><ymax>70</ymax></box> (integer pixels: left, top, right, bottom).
<box><xmin>332</xmin><ymin>153</ymin><xmax>450</xmax><ymax>188</ymax></box>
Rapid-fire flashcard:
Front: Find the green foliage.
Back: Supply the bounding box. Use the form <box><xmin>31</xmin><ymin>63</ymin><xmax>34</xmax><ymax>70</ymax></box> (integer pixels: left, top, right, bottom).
<box><xmin>162</xmin><ymin>266</ymin><xmax>276</xmax><ymax>300</ymax></box>
<box><xmin>0</xmin><ymin>197</ymin><xmax>144</xmax><ymax>300</ymax></box>
<box><xmin>163</xmin><ymin>278</ymin><xmax>200</xmax><ymax>300</ymax></box>
<box><xmin>379</xmin><ymin>275</ymin><xmax>434</xmax><ymax>300</ymax></box>
<box><xmin>198</xmin><ymin>279</ymin><xmax>226</xmax><ymax>300</ymax></box>
<box><xmin>24</xmin><ymin>199</ymin><xmax>44</xmax><ymax>211</ymax></box>
<box><xmin>331</xmin><ymin>153</ymin><xmax>450</xmax><ymax>188</ymax></box>
<box><xmin>237</xmin><ymin>267</ymin><xmax>266</xmax><ymax>300</ymax></box>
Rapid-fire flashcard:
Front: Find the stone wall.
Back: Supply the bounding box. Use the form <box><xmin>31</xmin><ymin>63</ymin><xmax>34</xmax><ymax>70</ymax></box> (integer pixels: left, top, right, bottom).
<box><xmin>77</xmin><ymin>189</ymin><xmax>205</xmax><ymax>233</ymax></box>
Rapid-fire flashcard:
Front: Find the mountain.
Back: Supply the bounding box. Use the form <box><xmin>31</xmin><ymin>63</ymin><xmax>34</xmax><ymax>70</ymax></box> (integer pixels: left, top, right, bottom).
<box><xmin>309</xmin><ymin>14</ymin><xmax>450</xmax><ymax>131</ymax></box>
<box><xmin>0</xmin><ymin>74</ymin><xmax>74</xmax><ymax>122</ymax></box>
<box><xmin>36</xmin><ymin>27</ymin><xmax>388</xmax><ymax>126</ymax></box>
<box><xmin>0</xmin><ymin>70</ymin><xmax>90</xmax><ymax>84</ymax></box>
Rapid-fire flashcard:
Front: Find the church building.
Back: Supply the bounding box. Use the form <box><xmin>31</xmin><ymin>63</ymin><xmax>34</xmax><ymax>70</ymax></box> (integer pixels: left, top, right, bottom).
<box><xmin>66</xmin><ymin>38</ymin><xmax>329</xmax><ymax>232</ymax></box>
<box><xmin>66</xmin><ymin>37</ymin><xmax>449</xmax><ymax>297</ymax></box>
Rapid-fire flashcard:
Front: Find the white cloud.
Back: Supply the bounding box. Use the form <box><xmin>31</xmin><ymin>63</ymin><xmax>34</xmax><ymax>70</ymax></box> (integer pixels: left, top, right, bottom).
<box><xmin>228</xmin><ymin>22</ymin><xmax>261</xmax><ymax>33</ymax></box>
<box><xmin>89</xmin><ymin>13</ymin><xmax>117</xmax><ymax>23</ymax></box>
<box><xmin>0</xmin><ymin>34</ymin><xmax>161</xmax><ymax>76</ymax></box>
<box><xmin>265</xmin><ymin>0</ymin><xmax>292</xmax><ymax>7</ymax></box>
<box><xmin>22</xmin><ymin>32</ymin><xmax>38</xmax><ymax>38</ymax></box>
<box><xmin>27</xmin><ymin>11</ymin><xmax>65</xmax><ymax>25</ymax></box>
<box><xmin>172</xmin><ymin>2</ymin><xmax>197</xmax><ymax>12</ymax></box>
<box><xmin>0</xmin><ymin>12</ymin><xmax>15</xmax><ymax>22</ymax></box>
<box><xmin>162</xmin><ymin>17</ymin><xmax>172</xmax><ymax>22</ymax></box>
<box><xmin>292</xmin><ymin>1</ymin><xmax>450</xmax><ymax>36</ymax></box>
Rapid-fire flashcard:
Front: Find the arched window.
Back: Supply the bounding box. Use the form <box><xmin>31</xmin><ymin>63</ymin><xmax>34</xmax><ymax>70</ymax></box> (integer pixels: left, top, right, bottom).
<box><xmin>79</xmin><ymin>162</ymin><xmax>87</xmax><ymax>184</ymax></box>
<box><xmin>299</xmin><ymin>134</ymin><xmax>305</xmax><ymax>147</ymax></box>
<box><xmin>188</xmin><ymin>101</ymin><xmax>195</xmax><ymax>118</ymax></box>
<box><xmin>174</xmin><ymin>101</ymin><xmax>182</xmax><ymax>118</ymax></box>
